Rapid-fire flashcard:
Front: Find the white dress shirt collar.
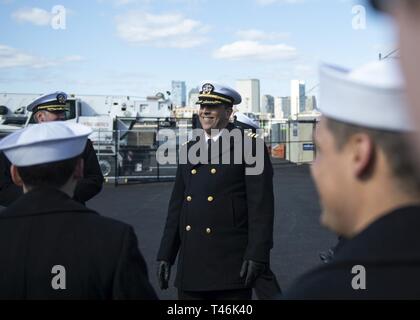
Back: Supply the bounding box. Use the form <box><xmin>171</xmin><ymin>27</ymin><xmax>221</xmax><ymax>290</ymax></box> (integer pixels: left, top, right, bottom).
<box><xmin>205</xmin><ymin>129</ymin><xmax>225</xmax><ymax>143</ymax></box>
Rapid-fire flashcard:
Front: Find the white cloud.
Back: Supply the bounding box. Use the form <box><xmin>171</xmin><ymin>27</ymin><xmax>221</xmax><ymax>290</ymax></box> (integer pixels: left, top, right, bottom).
<box><xmin>62</xmin><ymin>55</ymin><xmax>85</xmax><ymax>62</ymax></box>
<box><xmin>115</xmin><ymin>12</ymin><xmax>210</xmax><ymax>48</ymax></box>
<box><xmin>0</xmin><ymin>44</ymin><xmax>84</xmax><ymax>69</ymax></box>
<box><xmin>0</xmin><ymin>45</ymin><xmax>44</xmax><ymax>68</ymax></box>
<box><xmin>236</xmin><ymin>29</ymin><xmax>290</xmax><ymax>41</ymax></box>
<box><xmin>213</xmin><ymin>40</ymin><xmax>297</xmax><ymax>61</ymax></box>
<box><xmin>11</xmin><ymin>7</ymin><xmax>52</xmax><ymax>26</ymax></box>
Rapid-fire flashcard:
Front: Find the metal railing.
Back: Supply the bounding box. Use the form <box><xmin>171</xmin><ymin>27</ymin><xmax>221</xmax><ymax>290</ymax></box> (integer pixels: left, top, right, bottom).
<box><xmin>91</xmin><ymin>118</ymin><xmax>318</xmax><ymax>184</ymax></box>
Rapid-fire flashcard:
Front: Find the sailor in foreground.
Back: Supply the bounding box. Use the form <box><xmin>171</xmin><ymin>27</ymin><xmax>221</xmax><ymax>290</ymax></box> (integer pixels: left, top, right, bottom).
<box><xmin>284</xmin><ymin>59</ymin><xmax>420</xmax><ymax>299</ymax></box>
<box><xmin>0</xmin><ymin>122</ymin><xmax>157</xmax><ymax>299</ymax></box>
<box><xmin>157</xmin><ymin>82</ymin><xmax>274</xmax><ymax>300</ymax></box>
<box><xmin>0</xmin><ymin>92</ymin><xmax>103</xmax><ymax>206</ymax></box>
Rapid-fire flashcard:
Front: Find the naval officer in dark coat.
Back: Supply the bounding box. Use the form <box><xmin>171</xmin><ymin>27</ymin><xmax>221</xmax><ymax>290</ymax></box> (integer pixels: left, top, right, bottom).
<box><xmin>0</xmin><ymin>92</ymin><xmax>103</xmax><ymax>206</ymax></box>
<box><xmin>157</xmin><ymin>82</ymin><xmax>274</xmax><ymax>300</ymax></box>
<box><xmin>284</xmin><ymin>60</ymin><xmax>420</xmax><ymax>299</ymax></box>
<box><xmin>0</xmin><ymin>121</ymin><xmax>157</xmax><ymax>299</ymax></box>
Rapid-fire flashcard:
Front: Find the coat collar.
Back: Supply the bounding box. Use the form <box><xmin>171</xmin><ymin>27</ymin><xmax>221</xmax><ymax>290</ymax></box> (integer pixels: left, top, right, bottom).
<box><xmin>0</xmin><ymin>187</ymin><xmax>97</xmax><ymax>218</ymax></box>
<box><xmin>334</xmin><ymin>205</ymin><xmax>420</xmax><ymax>263</ymax></box>
<box><xmin>189</xmin><ymin>123</ymin><xmax>240</xmax><ymax>169</ymax></box>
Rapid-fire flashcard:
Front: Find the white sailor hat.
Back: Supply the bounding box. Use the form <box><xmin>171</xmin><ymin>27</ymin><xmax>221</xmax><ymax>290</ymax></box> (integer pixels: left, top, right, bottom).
<box><xmin>197</xmin><ymin>81</ymin><xmax>242</xmax><ymax>106</ymax></box>
<box><xmin>319</xmin><ymin>59</ymin><xmax>413</xmax><ymax>132</ymax></box>
<box><xmin>27</xmin><ymin>91</ymin><xmax>68</xmax><ymax>113</ymax></box>
<box><xmin>0</xmin><ymin>122</ymin><xmax>92</xmax><ymax>167</ymax></box>
<box><xmin>234</xmin><ymin>112</ymin><xmax>260</xmax><ymax>129</ymax></box>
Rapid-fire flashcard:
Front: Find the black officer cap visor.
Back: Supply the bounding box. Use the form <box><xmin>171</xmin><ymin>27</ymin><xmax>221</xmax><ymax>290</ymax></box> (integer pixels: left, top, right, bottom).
<box><xmin>196</xmin><ymin>93</ymin><xmax>234</xmax><ymax>108</ymax></box>
<box><xmin>33</xmin><ymin>104</ymin><xmax>68</xmax><ymax>114</ymax></box>
<box><xmin>38</xmin><ymin>107</ymin><xmax>67</xmax><ymax>114</ymax></box>
<box><xmin>197</xmin><ymin>102</ymin><xmax>233</xmax><ymax>109</ymax></box>
<box><xmin>31</xmin><ymin>97</ymin><xmax>68</xmax><ymax>113</ymax></box>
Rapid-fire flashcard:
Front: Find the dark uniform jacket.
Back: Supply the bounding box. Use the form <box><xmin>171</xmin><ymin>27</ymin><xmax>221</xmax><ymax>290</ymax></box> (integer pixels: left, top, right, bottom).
<box><xmin>0</xmin><ymin>139</ymin><xmax>103</xmax><ymax>206</ymax></box>
<box><xmin>0</xmin><ymin>187</ymin><xmax>157</xmax><ymax>300</ymax></box>
<box><xmin>284</xmin><ymin>206</ymin><xmax>420</xmax><ymax>300</ymax></box>
<box><xmin>157</xmin><ymin>123</ymin><xmax>274</xmax><ymax>291</ymax></box>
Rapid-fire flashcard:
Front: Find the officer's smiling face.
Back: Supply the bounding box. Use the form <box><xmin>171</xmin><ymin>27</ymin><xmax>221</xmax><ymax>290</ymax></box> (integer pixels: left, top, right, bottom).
<box><xmin>199</xmin><ymin>104</ymin><xmax>233</xmax><ymax>135</ymax></box>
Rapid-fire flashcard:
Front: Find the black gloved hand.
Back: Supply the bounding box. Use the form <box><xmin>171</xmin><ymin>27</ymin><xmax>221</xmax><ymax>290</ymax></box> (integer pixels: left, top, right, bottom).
<box><xmin>157</xmin><ymin>260</ymin><xmax>171</xmax><ymax>290</ymax></box>
<box><xmin>240</xmin><ymin>260</ymin><xmax>267</xmax><ymax>287</ymax></box>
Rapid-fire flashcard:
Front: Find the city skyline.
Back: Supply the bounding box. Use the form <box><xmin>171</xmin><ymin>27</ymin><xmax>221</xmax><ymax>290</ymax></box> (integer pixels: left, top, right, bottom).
<box><xmin>0</xmin><ymin>0</ymin><xmax>395</xmax><ymax>99</ymax></box>
<box><xmin>182</xmin><ymin>78</ymin><xmax>316</xmax><ymax>117</ymax></box>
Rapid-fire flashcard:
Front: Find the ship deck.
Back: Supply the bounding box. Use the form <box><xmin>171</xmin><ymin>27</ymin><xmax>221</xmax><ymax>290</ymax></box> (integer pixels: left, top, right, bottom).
<box><xmin>89</xmin><ymin>163</ymin><xmax>336</xmax><ymax>299</ymax></box>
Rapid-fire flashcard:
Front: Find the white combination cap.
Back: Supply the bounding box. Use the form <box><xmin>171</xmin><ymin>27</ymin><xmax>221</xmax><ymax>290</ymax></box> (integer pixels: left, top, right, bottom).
<box><xmin>0</xmin><ymin>122</ymin><xmax>93</xmax><ymax>167</ymax></box>
<box><xmin>197</xmin><ymin>81</ymin><xmax>242</xmax><ymax>106</ymax></box>
<box><xmin>234</xmin><ymin>112</ymin><xmax>260</xmax><ymax>129</ymax></box>
<box><xmin>319</xmin><ymin>59</ymin><xmax>413</xmax><ymax>132</ymax></box>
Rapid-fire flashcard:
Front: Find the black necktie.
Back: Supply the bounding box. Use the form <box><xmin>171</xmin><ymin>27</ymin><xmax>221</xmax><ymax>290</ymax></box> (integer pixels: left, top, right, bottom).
<box><xmin>207</xmin><ymin>139</ymin><xmax>212</xmax><ymax>164</ymax></box>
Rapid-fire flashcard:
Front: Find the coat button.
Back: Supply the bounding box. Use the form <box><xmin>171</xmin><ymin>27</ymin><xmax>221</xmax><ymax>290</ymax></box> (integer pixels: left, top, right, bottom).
<box><xmin>186</xmin><ymin>225</ymin><xmax>192</xmax><ymax>231</ymax></box>
<box><xmin>210</xmin><ymin>168</ymin><xmax>217</xmax><ymax>174</ymax></box>
<box><xmin>191</xmin><ymin>169</ymin><xmax>197</xmax><ymax>175</ymax></box>
<box><xmin>207</xmin><ymin>196</ymin><xmax>214</xmax><ymax>202</ymax></box>
<box><xmin>206</xmin><ymin>228</ymin><xmax>212</xmax><ymax>234</ymax></box>
<box><xmin>186</xmin><ymin>196</ymin><xmax>192</xmax><ymax>202</ymax></box>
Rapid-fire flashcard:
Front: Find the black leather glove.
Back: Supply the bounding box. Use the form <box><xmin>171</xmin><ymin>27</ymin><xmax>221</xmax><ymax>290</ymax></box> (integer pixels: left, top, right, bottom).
<box><xmin>157</xmin><ymin>260</ymin><xmax>171</xmax><ymax>290</ymax></box>
<box><xmin>240</xmin><ymin>260</ymin><xmax>267</xmax><ymax>287</ymax></box>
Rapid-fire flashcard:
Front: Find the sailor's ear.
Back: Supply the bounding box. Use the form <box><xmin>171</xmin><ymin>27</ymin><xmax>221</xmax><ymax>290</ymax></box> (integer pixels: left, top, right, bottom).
<box><xmin>73</xmin><ymin>158</ymin><xmax>84</xmax><ymax>180</ymax></box>
<box><xmin>349</xmin><ymin>133</ymin><xmax>375</xmax><ymax>178</ymax></box>
<box><xmin>225</xmin><ymin>106</ymin><xmax>233</xmax><ymax>118</ymax></box>
<box><xmin>10</xmin><ymin>165</ymin><xmax>24</xmax><ymax>187</ymax></box>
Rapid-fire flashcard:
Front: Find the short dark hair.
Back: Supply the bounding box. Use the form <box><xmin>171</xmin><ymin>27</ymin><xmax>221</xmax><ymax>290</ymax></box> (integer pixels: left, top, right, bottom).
<box><xmin>325</xmin><ymin>118</ymin><xmax>420</xmax><ymax>194</ymax></box>
<box><xmin>17</xmin><ymin>156</ymin><xmax>80</xmax><ymax>189</ymax></box>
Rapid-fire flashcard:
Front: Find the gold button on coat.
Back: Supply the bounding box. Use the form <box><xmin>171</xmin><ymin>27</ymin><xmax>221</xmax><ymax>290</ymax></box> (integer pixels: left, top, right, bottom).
<box><xmin>186</xmin><ymin>225</ymin><xmax>192</xmax><ymax>231</ymax></box>
<box><xmin>191</xmin><ymin>169</ymin><xmax>197</xmax><ymax>175</ymax></box>
<box><xmin>207</xmin><ymin>196</ymin><xmax>214</xmax><ymax>202</ymax></box>
<box><xmin>206</xmin><ymin>228</ymin><xmax>212</xmax><ymax>234</ymax></box>
<box><xmin>187</xmin><ymin>196</ymin><xmax>192</xmax><ymax>202</ymax></box>
<box><xmin>210</xmin><ymin>168</ymin><xmax>217</xmax><ymax>174</ymax></box>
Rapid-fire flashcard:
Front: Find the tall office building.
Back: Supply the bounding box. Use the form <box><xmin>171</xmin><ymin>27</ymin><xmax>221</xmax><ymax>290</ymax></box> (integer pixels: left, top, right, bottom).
<box><xmin>188</xmin><ymin>87</ymin><xmax>200</xmax><ymax>107</ymax></box>
<box><xmin>261</xmin><ymin>94</ymin><xmax>275</xmax><ymax>115</ymax></box>
<box><xmin>236</xmin><ymin>79</ymin><xmax>260</xmax><ymax>113</ymax></box>
<box><xmin>291</xmin><ymin>80</ymin><xmax>306</xmax><ymax>117</ymax></box>
<box><xmin>274</xmin><ymin>97</ymin><xmax>283</xmax><ymax>119</ymax></box>
<box><xmin>275</xmin><ymin>96</ymin><xmax>291</xmax><ymax>119</ymax></box>
<box><xmin>171</xmin><ymin>81</ymin><xmax>187</xmax><ymax>108</ymax></box>
<box><xmin>305</xmin><ymin>95</ymin><xmax>317</xmax><ymax>112</ymax></box>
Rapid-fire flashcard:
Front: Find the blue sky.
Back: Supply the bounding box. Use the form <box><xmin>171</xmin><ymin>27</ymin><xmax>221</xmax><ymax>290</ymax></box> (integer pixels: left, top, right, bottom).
<box><xmin>0</xmin><ymin>0</ymin><xmax>396</xmax><ymax>99</ymax></box>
